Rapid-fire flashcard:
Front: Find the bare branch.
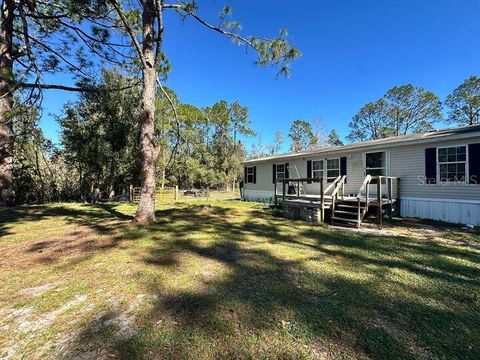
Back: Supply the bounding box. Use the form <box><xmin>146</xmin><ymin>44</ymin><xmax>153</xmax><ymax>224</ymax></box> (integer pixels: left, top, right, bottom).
<box><xmin>162</xmin><ymin>4</ymin><xmax>183</xmax><ymax>10</ymax></box>
<box><xmin>20</xmin><ymin>82</ymin><xmax>140</xmax><ymax>93</ymax></box>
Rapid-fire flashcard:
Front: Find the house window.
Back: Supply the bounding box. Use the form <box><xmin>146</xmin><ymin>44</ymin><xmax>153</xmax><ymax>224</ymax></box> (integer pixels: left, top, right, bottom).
<box><xmin>312</xmin><ymin>160</ymin><xmax>324</xmax><ymax>179</ymax></box>
<box><xmin>438</xmin><ymin>146</ymin><xmax>467</xmax><ymax>182</ymax></box>
<box><xmin>276</xmin><ymin>164</ymin><xmax>286</xmax><ymax>180</ymax></box>
<box><xmin>365</xmin><ymin>151</ymin><xmax>387</xmax><ymax>177</ymax></box>
<box><xmin>246</xmin><ymin>167</ymin><xmax>254</xmax><ymax>184</ymax></box>
<box><xmin>327</xmin><ymin>159</ymin><xmax>340</xmax><ymax>182</ymax></box>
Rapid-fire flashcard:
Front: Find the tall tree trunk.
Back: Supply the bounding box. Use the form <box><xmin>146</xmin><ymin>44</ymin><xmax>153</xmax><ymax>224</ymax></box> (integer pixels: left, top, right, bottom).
<box><xmin>134</xmin><ymin>0</ymin><xmax>160</xmax><ymax>223</ymax></box>
<box><xmin>0</xmin><ymin>0</ymin><xmax>15</xmax><ymax>207</ymax></box>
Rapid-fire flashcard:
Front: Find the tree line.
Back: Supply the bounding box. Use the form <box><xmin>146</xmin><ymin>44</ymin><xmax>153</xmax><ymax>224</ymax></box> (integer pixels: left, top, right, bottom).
<box><xmin>348</xmin><ymin>77</ymin><xmax>480</xmax><ymax>142</ymax></box>
<box><xmin>12</xmin><ymin>70</ymin><xmax>252</xmax><ymax>204</ymax></box>
<box><xmin>248</xmin><ymin>75</ymin><xmax>480</xmax><ymax>158</ymax></box>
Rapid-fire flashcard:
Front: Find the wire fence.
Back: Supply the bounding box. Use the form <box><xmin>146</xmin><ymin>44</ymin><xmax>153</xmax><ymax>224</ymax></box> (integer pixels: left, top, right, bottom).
<box><xmin>132</xmin><ymin>187</ymin><xmax>240</xmax><ymax>203</ymax></box>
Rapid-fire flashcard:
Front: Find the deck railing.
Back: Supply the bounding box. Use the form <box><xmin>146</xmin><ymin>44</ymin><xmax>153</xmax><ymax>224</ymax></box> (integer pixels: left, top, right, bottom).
<box><xmin>274</xmin><ymin>175</ymin><xmax>401</xmax><ymax>227</ymax></box>
<box><xmin>330</xmin><ymin>175</ymin><xmax>347</xmax><ymax>215</ymax></box>
<box><xmin>372</xmin><ymin>176</ymin><xmax>400</xmax><ymax>226</ymax></box>
<box><xmin>274</xmin><ymin>177</ymin><xmax>326</xmax><ymax>221</ymax></box>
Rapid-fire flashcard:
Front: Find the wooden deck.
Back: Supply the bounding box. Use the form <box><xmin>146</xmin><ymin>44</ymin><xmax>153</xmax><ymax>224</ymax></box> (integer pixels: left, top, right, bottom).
<box><xmin>278</xmin><ymin>195</ymin><xmax>397</xmax><ymax>208</ymax></box>
<box><xmin>274</xmin><ymin>175</ymin><xmax>400</xmax><ymax>227</ymax></box>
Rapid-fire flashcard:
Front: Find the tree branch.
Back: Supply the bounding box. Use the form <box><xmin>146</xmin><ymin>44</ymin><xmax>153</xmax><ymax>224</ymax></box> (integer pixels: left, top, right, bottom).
<box><xmin>177</xmin><ymin>8</ymin><xmax>259</xmax><ymax>52</ymax></box>
<box><xmin>110</xmin><ymin>0</ymin><xmax>147</xmax><ymax>69</ymax></box>
<box><xmin>19</xmin><ymin>82</ymin><xmax>140</xmax><ymax>92</ymax></box>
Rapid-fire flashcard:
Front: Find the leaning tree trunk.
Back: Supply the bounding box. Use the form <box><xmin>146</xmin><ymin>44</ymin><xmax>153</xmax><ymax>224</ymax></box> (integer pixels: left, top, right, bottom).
<box><xmin>0</xmin><ymin>0</ymin><xmax>15</xmax><ymax>207</ymax></box>
<box><xmin>134</xmin><ymin>0</ymin><xmax>160</xmax><ymax>223</ymax></box>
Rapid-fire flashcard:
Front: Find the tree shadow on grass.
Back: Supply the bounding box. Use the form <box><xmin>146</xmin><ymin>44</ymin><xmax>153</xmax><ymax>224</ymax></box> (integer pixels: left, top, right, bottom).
<box><xmin>0</xmin><ymin>203</ymin><xmax>137</xmax><ymax>270</ymax></box>
<box><xmin>62</xmin><ymin>203</ymin><xmax>480</xmax><ymax>359</ymax></box>
<box><xmin>0</xmin><ymin>203</ymin><xmax>133</xmax><ymax>237</ymax></box>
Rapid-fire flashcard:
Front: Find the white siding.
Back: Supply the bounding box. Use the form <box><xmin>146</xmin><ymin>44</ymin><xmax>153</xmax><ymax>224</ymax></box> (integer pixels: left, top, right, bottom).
<box><xmin>389</xmin><ymin>139</ymin><xmax>480</xmax><ymax>201</ymax></box>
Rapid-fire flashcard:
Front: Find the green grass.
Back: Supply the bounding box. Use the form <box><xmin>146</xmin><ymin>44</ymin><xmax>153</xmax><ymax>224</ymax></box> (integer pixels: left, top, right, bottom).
<box><xmin>0</xmin><ymin>200</ymin><xmax>479</xmax><ymax>359</ymax></box>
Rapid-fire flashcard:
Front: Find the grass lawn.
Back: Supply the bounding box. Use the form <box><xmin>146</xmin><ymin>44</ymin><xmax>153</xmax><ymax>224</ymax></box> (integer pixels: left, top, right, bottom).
<box><xmin>0</xmin><ymin>200</ymin><xmax>479</xmax><ymax>359</ymax></box>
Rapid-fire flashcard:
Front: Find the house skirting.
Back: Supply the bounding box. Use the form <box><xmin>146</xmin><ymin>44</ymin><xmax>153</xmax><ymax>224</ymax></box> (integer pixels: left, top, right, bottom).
<box><xmin>401</xmin><ymin>197</ymin><xmax>480</xmax><ymax>226</ymax></box>
<box><xmin>243</xmin><ymin>189</ymin><xmax>274</xmax><ymax>203</ymax></box>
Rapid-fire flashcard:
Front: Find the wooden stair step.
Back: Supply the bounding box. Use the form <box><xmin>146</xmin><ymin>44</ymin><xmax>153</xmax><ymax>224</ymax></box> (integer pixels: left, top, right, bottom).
<box><xmin>334</xmin><ymin>210</ymin><xmax>358</xmax><ymax>215</ymax></box>
<box><xmin>331</xmin><ymin>216</ymin><xmax>360</xmax><ymax>224</ymax></box>
<box><xmin>336</xmin><ymin>204</ymin><xmax>358</xmax><ymax>208</ymax></box>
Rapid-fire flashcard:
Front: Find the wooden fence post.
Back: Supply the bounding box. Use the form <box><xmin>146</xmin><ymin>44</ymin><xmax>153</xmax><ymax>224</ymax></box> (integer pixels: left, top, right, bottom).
<box><xmin>129</xmin><ymin>184</ymin><xmax>133</xmax><ymax>202</ymax></box>
<box><xmin>174</xmin><ymin>185</ymin><xmax>178</xmax><ymax>202</ymax></box>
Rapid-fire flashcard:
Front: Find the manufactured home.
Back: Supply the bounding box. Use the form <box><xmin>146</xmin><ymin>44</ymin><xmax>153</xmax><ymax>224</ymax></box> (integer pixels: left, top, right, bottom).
<box><xmin>243</xmin><ymin>125</ymin><xmax>480</xmax><ymax>227</ymax></box>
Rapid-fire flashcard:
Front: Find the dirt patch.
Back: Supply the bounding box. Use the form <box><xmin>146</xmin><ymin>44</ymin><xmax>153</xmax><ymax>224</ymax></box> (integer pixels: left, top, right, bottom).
<box><xmin>0</xmin><ymin>294</ymin><xmax>88</xmax><ymax>360</ymax></box>
<box><xmin>330</xmin><ymin>221</ymin><xmax>480</xmax><ymax>248</ymax></box>
<box><xmin>18</xmin><ymin>281</ymin><xmax>65</xmax><ymax>298</ymax></box>
<box><xmin>0</xmin><ymin>222</ymin><xmax>126</xmax><ymax>270</ymax></box>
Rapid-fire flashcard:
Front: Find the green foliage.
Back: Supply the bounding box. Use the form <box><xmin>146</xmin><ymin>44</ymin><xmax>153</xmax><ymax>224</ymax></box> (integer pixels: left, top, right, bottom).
<box><xmin>12</xmin><ymin>103</ymin><xmax>75</xmax><ymax>204</ymax></box>
<box><xmin>384</xmin><ymin>84</ymin><xmax>442</xmax><ymax>135</ymax></box>
<box><xmin>348</xmin><ymin>99</ymin><xmax>390</xmax><ymax>142</ymax></box>
<box><xmin>167</xmin><ymin>99</ymin><xmax>251</xmax><ymax>189</ymax></box>
<box><xmin>348</xmin><ymin>85</ymin><xmax>442</xmax><ymax>142</ymax></box>
<box><xmin>249</xmin><ymin>29</ymin><xmax>301</xmax><ymax>78</ymax></box>
<box><xmin>289</xmin><ymin>120</ymin><xmax>318</xmax><ymax>152</ymax></box>
<box><xmin>326</xmin><ymin>130</ymin><xmax>343</xmax><ymax>146</ymax></box>
<box><xmin>445</xmin><ymin>76</ymin><xmax>480</xmax><ymax>126</ymax></box>
<box><xmin>59</xmin><ymin>70</ymin><xmax>142</xmax><ymax>200</ymax></box>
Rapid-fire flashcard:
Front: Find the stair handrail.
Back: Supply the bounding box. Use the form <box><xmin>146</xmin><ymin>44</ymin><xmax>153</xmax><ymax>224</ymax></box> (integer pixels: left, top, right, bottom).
<box><xmin>355</xmin><ymin>175</ymin><xmax>372</xmax><ymax>224</ymax></box>
<box><xmin>331</xmin><ymin>175</ymin><xmax>347</xmax><ymax>216</ymax></box>
<box><xmin>331</xmin><ymin>175</ymin><xmax>347</xmax><ymax>198</ymax></box>
<box><xmin>356</xmin><ymin>175</ymin><xmax>372</xmax><ymax>199</ymax></box>
<box><xmin>323</xmin><ymin>175</ymin><xmax>341</xmax><ymax>195</ymax></box>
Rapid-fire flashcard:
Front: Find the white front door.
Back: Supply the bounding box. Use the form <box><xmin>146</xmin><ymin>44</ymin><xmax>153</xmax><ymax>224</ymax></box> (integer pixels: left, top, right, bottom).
<box><xmin>365</xmin><ymin>151</ymin><xmax>388</xmax><ymax>198</ymax></box>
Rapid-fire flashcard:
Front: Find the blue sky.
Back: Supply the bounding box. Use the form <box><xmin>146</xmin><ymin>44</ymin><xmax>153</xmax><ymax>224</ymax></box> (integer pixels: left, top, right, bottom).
<box><xmin>39</xmin><ymin>0</ymin><xmax>480</xmax><ymax>153</ymax></box>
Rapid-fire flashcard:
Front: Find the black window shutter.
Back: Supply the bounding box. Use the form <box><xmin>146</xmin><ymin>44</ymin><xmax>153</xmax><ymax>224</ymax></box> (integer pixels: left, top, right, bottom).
<box><xmin>340</xmin><ymin>157</ymin><xmax>347</xmax><ymax>183</ymax></box>
<box><xmin>307</xmin><ymin>160</ymin><xmax>312</xmax><ymax>184</ymax></box>
<box><xmin>253</xmin><ymin>166</ymin><xmax>257</xmax><ymax>184</ymax></box>
<box><xmin>285</xmin><ymin>163</ymin><xmax>289</xmax><ymax>179</ymax></box>
<box><xmin>244</xmin><ymin>167</ymin><xmax>248</xmax><ymax>184</ymax></box>
<box><xmin>272</xmin><ymin>164</ymin><xmax>276</xmax><ymax>184</ymax></box>
<box><xmin>425</xmin><ymin>148</ymin><xmax>437</xmax><ymax>184</ymax></box>
<box><xmin>469</xmin><ymin>143</ymin><xmax>480</xmax><ymax>184</ymax></box>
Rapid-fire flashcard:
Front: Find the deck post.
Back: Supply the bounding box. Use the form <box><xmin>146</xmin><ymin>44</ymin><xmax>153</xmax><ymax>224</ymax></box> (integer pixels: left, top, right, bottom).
<box><xmin>377</xmin><ymin>176</ymin><xmax>383</xmax><ymax>228</ymax></box>
<box><xmin>396</xmin><ymin>178</ymin><xmax>401</xmax><ymax>217</ymax></box>
<box><xmin>274</xmin><ymin>181</ymin><xmax>277</xmax><ymax>207</ymax></box>
<box><xmin>366</xmin><ymin>182</ymin><xmax>370</xmax><ymax>206</ymax></box>
<box><xmin>298</xmin><ymin>180</ymin><xmax>300</xmax><ymax>198</ymax></box>
<box><xmin>388</xmin><ymin>177</ymin><xmax>393</xmax><ymax>221</ymax></box>
<box><xmin>282</xmin><ymin>180</ymin><xmax>286</xmax><ymax>202</ymax></box>
<box><xmin>357</xmin><ymin>198</ymin><xmax>361</xmax><ymax>223</ymax></box>
<box><xmin>320</xmin><ymin>179</ymin><xmax>324</xmax><ymax>222</ymax></box>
